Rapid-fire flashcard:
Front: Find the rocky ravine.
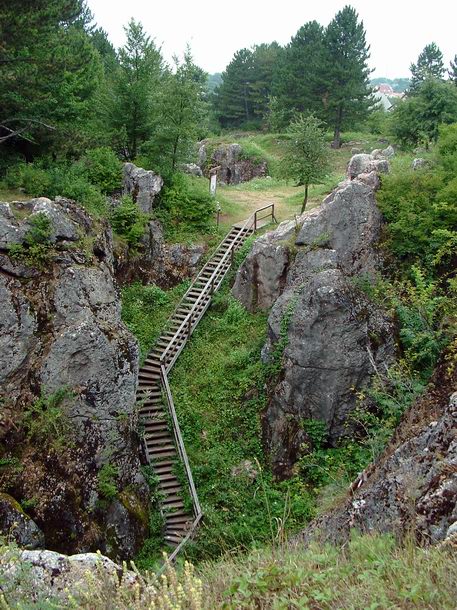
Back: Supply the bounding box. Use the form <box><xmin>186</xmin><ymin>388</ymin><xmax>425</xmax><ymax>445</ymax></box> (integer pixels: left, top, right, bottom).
<box><xmin>300</xmin><ymin>357</ymin><xmax>457</xmax><ymax>546</ymax></box>
<box><xmin>0</xmin><ymin>197</ymin><xmax>149</xmax><ymax>560</ymax></box>
<box><xmin>233</xmin><ymin>153</ymin><xmax>396</xmax><ymax>478</ymax></box>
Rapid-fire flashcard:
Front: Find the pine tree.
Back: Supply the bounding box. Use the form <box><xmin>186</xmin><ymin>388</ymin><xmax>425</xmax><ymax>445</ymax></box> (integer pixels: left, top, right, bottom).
<box><xmin>449</xmin><ymin>55</ymin><xmax>457</xmax><ymax>85</ymax></box>
<box><xmin>322</xmin><ymin>6</ymin><xmax>373</xmax><ymax>148</ymax></box>
<box><xmin>272</xmin><ymin>21</ymin><xmax>326</xmax><ymax>120</ymax></box>
<box><xmin>109</xmin><ymin>19</ymin><xmax>164</xmax><ymax>159</ymax></box>
<box><xmin>410</xmin><ymin>43</ymin><xmax>445</xmax><ymax>92</ymax></box>
<box><xmin>213</xmin><ymin>49</ymin><xmax>255</xmax><ymax>127</ymax></box>
<box><xmin>0</xmin><ymin>0</ymin><xmax>101</xmax><ymax>151</ymax></box>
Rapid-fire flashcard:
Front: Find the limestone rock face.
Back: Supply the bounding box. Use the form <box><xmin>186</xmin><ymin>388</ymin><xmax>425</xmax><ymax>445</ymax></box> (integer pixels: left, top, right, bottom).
<box><xmin>201</xmin><ymin>142</ymin><xmax>267</xmax><ymax>185</ymax></box>
<box><xmin>0</xmin><ymin>493</ymin><xmax>44</xmax><ymax>549</ymax></box>
<box><xmin>123</xmin><ymin>162</ymin><xmax>163</xmax><ymax>213</ymax></box>
<box><xmin>232</xmin><ymin>217</ymin><xmax>298</xmax><ymax>312</ymax></box>
<box><xmin>300</xmin><ymin>363</ymin><xmax>457</xmax><ymax>546</ymax></box>
<box><xmin>347</xmin><ymin>152</ymin><xmax>390</xmax><ymax>180</ymax></box>
<box><xmin>181</xmin><ymin>163</ymin><xmax>203</xmax><ymax>177</ymax></box>
<box><xmin>1</xmin><ymin>547</ymin><xmax>139</xmax><ymax>606</ymax></box>
<box><xmin>0</xmin><ymin>198</ymin><xmax>148</xmax><ymax>560</ymax></box>
<box><xmin>233</xmin><ymin>166</ymin><xmax>395</xmax><ymax>477</ymax></box>
<box><xmin>115</xmin><ymin>217</ymin><xmax>205</xmax><ymax>288</ymax></box>
<box><xmin>296</xmin><ymin>181</ymin><xmax>383</xmax><ymax>276</ymax></box>
<box><xmin>262</xmin><ymin>256</ymin><xmax>395</xmax><ymax>476</ymax></box>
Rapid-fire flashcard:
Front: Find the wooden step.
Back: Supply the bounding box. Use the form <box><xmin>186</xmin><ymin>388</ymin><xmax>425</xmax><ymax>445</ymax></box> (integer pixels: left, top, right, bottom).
<box><xmin>165</xmin><ymin>534</ymin><xmax>185</xmax><ymax>545</ymax></box>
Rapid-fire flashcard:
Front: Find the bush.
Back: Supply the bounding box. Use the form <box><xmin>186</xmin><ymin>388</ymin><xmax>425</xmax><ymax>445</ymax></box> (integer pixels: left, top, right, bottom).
<box><xmin>5</xmin><ymin>163</ymin><xmax>51</xmax><ymax>196</ymax></box>
<box><xmin>22</xmin><ymin>388</ymin><xmax>73</xmax><ymax>449</ymax></box>
<box><xmin>157</xmin><ymin>173</ymin><xmax>216</xmax><ymax>241</ymax></box>
<box><xmin>97</xmin><ymin>464</ymin><xmax>119</xmax><ymax>500</ymax></box>
<box><xmin>110</xmin><ymin>196</ymin><xmax>149</xmax><ymax>247</ymax></box>
<box><xmin>81</xmin><ymin>147</ymin><xmax>122</xmax><ymax>193</ymax></box>
<box><xmin>3</xmin><ymin>161</ymin><xmax>107</xmax><ymax>216</ymax></box>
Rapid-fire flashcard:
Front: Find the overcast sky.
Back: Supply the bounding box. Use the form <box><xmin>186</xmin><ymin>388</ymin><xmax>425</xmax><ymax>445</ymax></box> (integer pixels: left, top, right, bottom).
<box><xmin>87</xmin><ymin>0</ymin><xmax>456</xmax><ymax>79</ymax></box>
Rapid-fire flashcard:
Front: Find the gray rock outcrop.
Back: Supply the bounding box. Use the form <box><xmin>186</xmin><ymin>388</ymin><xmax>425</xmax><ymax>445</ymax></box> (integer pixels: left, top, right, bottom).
<box><xmin>347</xmin><ymin>153</ymin><xmax>390</xmax><ymax>180</ymax></box>
<box><xmin>412</xmin><ymin>158</ymin><xmax>428</xmax><ymax>170</ymax></box>
<box><xmin>123</xmin><ymin>162</ymin><xmax>163</xmax><ymax>213</ymax></box>
<box><xmin>0</xmin><ymin>547</ymin><xmax>139</xmax><ymax>606</ymax></box>
<box><xmin>200</xmin><ymin>142</ymin><xmax>268</xmax><ymax>185</ymax></box>
<box><xmin>233</xmin><ymin>158</ymin><xmax>396</xmax><ymax>477</ymax></box>
<box><xmin>0</xmin><ymin>198</ymin><xmax>148</xmax><ymax>560</ymax></box>
<box><xmin>181</xmin><ymin>163</ymin><xmax>203</xmax><ymax>177</ymax></box>
<box><xmin>300</xmin><ymin>360</ymin><xmax>457</xmax><ymax>546</ymax></box>
<box><xmin>0</xmin><ymin>493</ymin><xmax>45</xmax><ymax>549</ymax></box>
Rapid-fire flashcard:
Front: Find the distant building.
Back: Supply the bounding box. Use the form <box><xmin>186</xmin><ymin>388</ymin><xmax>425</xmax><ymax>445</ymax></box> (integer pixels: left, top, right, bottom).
<box><xmin>373</xmin><ymin>89</ymin><xmax>393</xmax><ymax>111</ymax></box>
<box><xmin>378</xmin><ymin>83</ymin><xmax>394</xmax><ymax>95</ymax></box>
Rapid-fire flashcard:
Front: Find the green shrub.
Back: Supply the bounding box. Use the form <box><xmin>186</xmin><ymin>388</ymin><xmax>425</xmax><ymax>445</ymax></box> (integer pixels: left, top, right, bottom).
<box><xmin>24</xmin><ymin>212</ymin><xmax>52</xmax><ymax>245</ymax></box>
<box><xmin>157</xmin><ymin>173</ymin><xmax>216</xmax><ymax>241</ymax></box>
<box><xmin>5</xmin><ymin>163</ymin><xmax>51</xmax><ymax>196</ymax></box>
<box><xmin>8</xmin><ymin>212</ymin><xmax>53</xmax><ymax>269</ymax></box>
<box><xmin>22</xmin><ymin>388</ymin><xmax>73</xmax><ymax>449</ymax></box>
<box><xmin>110</xmin><ymin>196</ymin><xmax>149</xmax><ymax>247</ymax></box>
<box><xmin>97</xmin><ymin>464</ymin><xmax>119</xmax><ymax>500</ymax></box>
<box><xmin>81</xmin><ymin>147</ymin><xmax>122</xmax><ymax>193</ymax></box>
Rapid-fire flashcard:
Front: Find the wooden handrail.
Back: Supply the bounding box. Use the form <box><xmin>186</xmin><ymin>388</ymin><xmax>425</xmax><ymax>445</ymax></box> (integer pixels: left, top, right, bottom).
<box><xmin>160</xmin><ymin>365</ymin><xmax>201</xmax><ymax>517</ymax></box>
<box><xmin>159</xmin><ymin>205</ymin><xmax>275</xmax><ymax>367</ymax></box>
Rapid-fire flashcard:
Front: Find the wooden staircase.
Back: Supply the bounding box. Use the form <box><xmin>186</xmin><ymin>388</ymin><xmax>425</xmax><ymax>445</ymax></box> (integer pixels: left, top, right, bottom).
<box><xmin>136</xmin><ymin>205</ymin><xmax>277</xmax><ymax>559</ymax></box>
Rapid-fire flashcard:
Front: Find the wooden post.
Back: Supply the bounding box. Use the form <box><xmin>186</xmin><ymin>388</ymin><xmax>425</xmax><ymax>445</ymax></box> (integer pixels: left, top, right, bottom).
<box><xmin>254</xmin><ymin>211</ymin><xmax>257</xmax><ymax>232</ymax></box>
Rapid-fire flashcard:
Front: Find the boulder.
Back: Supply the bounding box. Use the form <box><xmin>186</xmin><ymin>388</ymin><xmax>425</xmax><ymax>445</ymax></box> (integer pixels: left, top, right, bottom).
<box><xmin>123</xmin><ymin>163</ymin><xmax>163</xmax><ymax>214</ymax></box>
<box><xmin>347</xmin><ymin>153</ymin><xmax>373</xmax><ymax>178</ymax></box>
<box><xmin>300</xmin><ymin>362</ymin><xmax>457</xmax><ymax>546</ymax></box>
<box><xmin>351</xmin><ymin>147</ymin><xmax>362</xmax><ymax>155</ymax></box>
<box><xmin>181</xmin><ymin>163</ymin><xmax>203</xmax><ymax>177</ymax></box>
<box><xmin>1</xmin><ymin>547</ymin><xmax>139</xmax><ymax>606</ymax></box>
<box><xmin>0</xmin><ymin>198</ymin><xmax>148</xmax><ymax>560</ymax></box>
<box><xmin>0</xmin><ymin>493</ymin><xmax>44</xmax><ymax>549</ymax></box>
<box><xmin>348</xmin><ymin>153</ymin><xmax>390</xmax><ymax>181</ymax></box>
<box><xmin>370</xmin><ymin>148</ymin><xmax>385</xmax><ymax>160</ymax></box>
<box><xmin>382</xmin><ymin>145</ymin><xmax>395</xmax><ymax>158</ymax></box>
<box><xmin>412</xmin><ymin>158</ymin><xmax>428</xmax><ymax>170</ymax></box>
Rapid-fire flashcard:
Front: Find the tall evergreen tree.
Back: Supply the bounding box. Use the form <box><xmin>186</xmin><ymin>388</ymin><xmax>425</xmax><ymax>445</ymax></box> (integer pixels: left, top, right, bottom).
<box><xmin>322</xmin><ymin>6</ymin><xmax>373</xmax><ymax>148</ymax></box>
<box><xmin>449</xmin><ymin>55</ymin><xmax>457</xmax><ymax>85</ymax></box>
<box><xmin>410</xmin><ymin>43</ymin><xmax>445</xmax><ymax>93</ymax></box>
<box><xmin>0</xmin><ymin>0</ymin><xmax>101</xmax><ymax>152</ymax></box>
<box><xmin>213</xmin><ymin>49</ymin><xmax>255</xmax><ymax>127</ymax></box>
<box><xmin>272</xmin><ymin>21</ymin><xmax>326</xmax><ymax>120</ymax></box>
<box><xmin>109</xmin><ymin>19</ymin><xmax>164</xmax><ymax>159</ymax></box>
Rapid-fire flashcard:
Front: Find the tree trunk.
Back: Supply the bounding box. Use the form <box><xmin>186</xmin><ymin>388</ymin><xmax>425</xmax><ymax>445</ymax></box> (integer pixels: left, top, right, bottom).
<box><xmin>331</xmin><ymin>105</ymin><xmax>343</xmax><ymax>149</ymax></box>
<box><xmin>301</xmin><ymin>183</ymin><xmax>309</xmax><ymax>214</ymax></box>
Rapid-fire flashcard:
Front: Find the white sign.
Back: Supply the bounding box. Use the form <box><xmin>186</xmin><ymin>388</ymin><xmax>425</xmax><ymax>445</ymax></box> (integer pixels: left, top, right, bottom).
<box><xmin>210</xmin><ymin>173</ymin><xmax>217</xmax><ymax>196</ymax></box>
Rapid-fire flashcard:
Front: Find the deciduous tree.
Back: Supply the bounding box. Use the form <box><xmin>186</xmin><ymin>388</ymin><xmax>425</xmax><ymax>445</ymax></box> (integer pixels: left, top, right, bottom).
<box><xmin>280</xmin><ymin>115</ymin><xmax>330</xmax><ymax>213</ymax></box>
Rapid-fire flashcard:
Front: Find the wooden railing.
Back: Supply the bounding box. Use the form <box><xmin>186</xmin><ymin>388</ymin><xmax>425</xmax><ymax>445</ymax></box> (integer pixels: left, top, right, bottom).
<box><xmin>159</xmin><ymin>204</ymin><xmax>276</xmax><ymax>371</ymax></box>
<box><xmin>153</xmin><ymin>203</ymin><xmax>276</xmax><ymax>564</ymax></box>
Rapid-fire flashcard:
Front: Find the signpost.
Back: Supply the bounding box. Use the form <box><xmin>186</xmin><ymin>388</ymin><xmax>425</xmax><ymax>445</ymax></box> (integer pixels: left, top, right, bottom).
<box><xmin>210</xmin><ymin>172</ymin><xmax>217</xmax><ymax>197</ymax></box>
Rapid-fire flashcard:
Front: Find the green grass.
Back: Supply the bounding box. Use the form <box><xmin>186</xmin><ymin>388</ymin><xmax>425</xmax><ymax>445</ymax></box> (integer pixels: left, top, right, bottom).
<box><xmin>121</xmin><ymin>281</ymin><xmax>190</xmax><ymax>363</ymax></box>
<box><xmin>4</xmin><ymin>532</ymin><xmax>456</xmax><ymax>609</ymax></box>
